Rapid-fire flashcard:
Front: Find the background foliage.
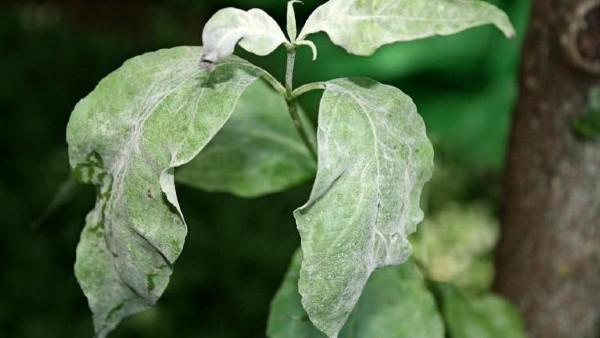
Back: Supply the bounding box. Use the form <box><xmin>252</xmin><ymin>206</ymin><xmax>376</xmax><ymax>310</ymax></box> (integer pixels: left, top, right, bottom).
<box><xmin>0</xmin><ymin>0</ymin><xmax>530</xmax><ymax>337</ymax></box>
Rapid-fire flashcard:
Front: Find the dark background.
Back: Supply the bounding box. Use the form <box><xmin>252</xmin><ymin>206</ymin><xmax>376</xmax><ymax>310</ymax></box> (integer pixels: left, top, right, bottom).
<box><xmin>0</xmin><ymin>0</ymin><xmax>530</xmax><ymax>337</ymax></box>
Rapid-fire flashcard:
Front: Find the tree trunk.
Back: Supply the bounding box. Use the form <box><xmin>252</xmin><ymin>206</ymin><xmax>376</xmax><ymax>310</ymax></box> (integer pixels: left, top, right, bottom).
<box><xmin>495</xmin><ymin>1</ymin><xmax>600</xmax><ymax>338</ymax></box>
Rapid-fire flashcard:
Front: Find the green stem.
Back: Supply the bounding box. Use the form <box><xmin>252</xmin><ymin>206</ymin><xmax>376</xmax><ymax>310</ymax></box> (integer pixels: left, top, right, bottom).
<box><xmin>292</xmin><ymin>82</ymin><xmax>326</xmax><ymax>98</ymax></box>
<box><xmin>284</xmin><ymin>46</ymin><xmax>318</xmax><ymax>160</ymax></box>
<box><xmin>286</xmin><ymin>100</ymin><xmax>317</xmax><ymax>160</ymax></box>
<box><xmin>261</xmin><ymin>71</ymin><xmax>287</xmax><ymax>97</ymax></box>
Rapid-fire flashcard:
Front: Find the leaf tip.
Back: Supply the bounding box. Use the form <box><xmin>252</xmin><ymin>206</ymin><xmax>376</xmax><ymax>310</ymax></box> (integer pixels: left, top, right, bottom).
<box><xmin>496</xmin><ymin>11</ymin><xmax>517</xmax><ymax>39</ymax></box>
<box><xmin>296</xmin><ymin>40</ymin><xmax>318</xmax><ymax>61</ymax></box>
<box><xmin>502</xmin><ymin>22</ymin><xmax>517</xmax><ymax>39</ymax></box>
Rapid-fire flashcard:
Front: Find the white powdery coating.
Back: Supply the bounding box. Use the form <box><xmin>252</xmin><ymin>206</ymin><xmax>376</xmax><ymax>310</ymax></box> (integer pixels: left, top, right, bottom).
<box><xmin>294</xmin><ymin>78</ymin><xmax>434</xmax><ymax>338</ymax></box>
<box><xmin>66</xmin><ymin>46</ymin><xmax>264</xmax><ymax>337</ymax></box>
<box><xmin>298</xmin><ymin>0</ymin><xmax>515</xmax><ymax>56</ymax></box>
<box><xmin>202</xmin><ymin>7</ymin><xmax>288</xmax><ymax>63</ymax></box>
<box><xmin>266</xmin><ymin>251</ymin><xmax>445</xmax><ymax>338</ymax></box>
<box><xmin>176</xmin><ymin>81</ymin><xmax>316</xmax><ymax>198</ymax></box>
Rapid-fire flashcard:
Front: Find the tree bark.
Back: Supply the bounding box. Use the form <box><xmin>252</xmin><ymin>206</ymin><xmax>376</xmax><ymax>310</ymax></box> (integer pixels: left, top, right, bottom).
<box><xmin>495</xmin><ymin>1</ymin><xmax>600</xmax><ymax>338</ymax></box>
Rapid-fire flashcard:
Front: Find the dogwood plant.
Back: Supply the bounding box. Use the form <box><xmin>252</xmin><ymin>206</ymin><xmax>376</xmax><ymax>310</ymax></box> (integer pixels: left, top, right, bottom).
<box><xmin>66</xmin><ymin>1</ymin><xmax>514</xmax><ymax>337</ymax></box>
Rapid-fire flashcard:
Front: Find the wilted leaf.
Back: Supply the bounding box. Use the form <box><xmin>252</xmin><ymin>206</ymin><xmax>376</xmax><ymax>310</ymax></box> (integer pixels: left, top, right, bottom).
<box><xmin>294</xmin><ymin>78</ymin><xmax>434</xmax><ymax>337</ymax></box>
<box><xmin>298</xmin><ymin>0</ymin><xmax>515</xmax><ymax>56</ymax></box>
<box><xmin>436</xmin><ymin>284</ymin><xmax>527</xmax><ymax>338</ymax></box>
<box><xmin>176</xmin><ymin>80</ymin><xmax>316</xmax><ymax>198</ymax></box>
<box><xmin>267</xmin><ymin>251</ymin><xmax>444</xmax><ymax>338</ymax></box>
<box><xmin>67</xmin><ymin>46</ymin><xmax>266</xmax><ymax>337</ymax></box>
<box><xmin>202</xmin><ymin>7</ymin><xmax>288</xmax><ymax>63</ymax></box>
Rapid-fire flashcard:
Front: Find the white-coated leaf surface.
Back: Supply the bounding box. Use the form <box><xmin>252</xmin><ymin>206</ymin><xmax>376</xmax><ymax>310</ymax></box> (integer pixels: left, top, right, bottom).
<box><xmin>202</xmin><ymin>7</ymin><xmax>288</xmax><ymax>63</ymax></box>
<box><xmin>298</xmin><ymin>0</ymin><xmax>515</xmax><ymax>56</ymax></box>
<box><xmin>287</xmin><ymin>0</ymin><xmax>301</xmax><ymax>41</ymax></box>
<box><xmin>267</xmin><ymin>251</ymin><xmax>444</xmax><ymax>338</ymax></box>
<box><xmin>294</xmin><ymin>78</ymin><xmax>434</xmax><ymax>338</ymax></box>
<box><xmin>66</xmin><ymin>46</ymin><xmax>266</xmax><ymax>337</ymax></box>
<box><xmin>176</xmin><ymin>80</ymin><xmax>316</xmax><ymax>198</ymax></box>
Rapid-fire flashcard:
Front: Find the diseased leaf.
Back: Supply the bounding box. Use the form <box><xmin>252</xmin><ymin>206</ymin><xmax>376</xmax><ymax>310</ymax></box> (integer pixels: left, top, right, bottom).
<box><xmin>411</xmin><ymin>204</ymin><xmax>499</xmax><ymax>293</ymax></box>
<box><xmin>267</xmin><ymin>251</ymin><xmax>444</xmax><ymax>338</ymax></box>
<box><xmin>67</xmin><ymin>46</ymin><xmax>267</xmax><ymax>337</ymax></box>
<box><xmin>202</xmin><ymin>7</ymin><xmax>288</xmax><ymax>63</ymax></box>
<box><xmin>176</xmin><ymin>80</ymin><xmax>316</xmax><ymax>198</ymax></box>
<box><xmin>287</xmin><ymin>0</ymin><xmax>301</xmax><ymax>42</ymax></box>
<box><xmin>436</xmin><ymin>284</ymin><xmax>527</xmax><ymax>338</ymax></box>
<box><xmin>294</xmin><ymin>78</ymin><xmax>434</xmax><ymax>338</ymax></box>
<box><xmin>298</xmin><ymin>0</ymin><xmax>515</xmax><ymax>56</ymax></box>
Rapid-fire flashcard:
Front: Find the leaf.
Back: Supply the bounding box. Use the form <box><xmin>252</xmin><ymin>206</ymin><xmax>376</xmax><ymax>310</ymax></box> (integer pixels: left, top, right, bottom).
<box><xmin>339</xmin><ymin>262</ymin><xmax>444</xmax><ymax>338</ymax></box>
<box><xmin>202</xmin><ymin>7</ymin><xmax>288</xmax><ymax>63</ymax></box>
<box><xmin>436</xmin><ymin>284</ymin><xmax>527</xmax><ymax>338</ymax></box>
<box><xmin>298</xmin><ymin>0</ymin><xmax>515</xmax><ymax>56</ymax></box>
<box><xmin>267</xmin><ymin>251</ymin><xmax>444</xmax><ymax>338</ymax></box>
<box><xmin>294</xmin><ymin>78</ymin><xmax>434</xmax><ymax>338</ymax></box>
<box><xmin>66</xmin><ymin>46</ymin><xmax>267</xmax><ymax>337</ymax></box>
<box><xmin>176</xmin><ymin>80</ymin><xmax>316</xmax><ymax>198</ymax></box>
<box><xmin>267</xmin><ymin>251</ymin><xmax>330</xmax><ymax>338</ymax></box>
<box><xmin>411</xmin><ymin>204</ymin><xmax>499</xmax><ymax>293</ymax></box>
<box><xmin>287</xmin><ymin>0</ymin><xmax>301</xmax><ymax>42</ymax></box>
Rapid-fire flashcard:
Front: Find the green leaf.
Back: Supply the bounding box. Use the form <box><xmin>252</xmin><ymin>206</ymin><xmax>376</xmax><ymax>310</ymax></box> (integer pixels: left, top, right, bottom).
<box><xmin>294</xmin><ymin>78</ymin><xmax>434</xmax><ymax>338</ymax></box>
<box><xmin>202</xmin><ymin>7</ymin><xmax>288</xmax><ymax>63</ymax></box>
<box><xmin>411</xmin><ymin>204</ymin><xmax>499</xmax><ymax>293</ymax></box>
<box><xmin>66</xmin><ymin>46</ymin><xmax>267</xmax><ymax>338</ymax></box>
<box><xmin>298</xmin><ymin>0</ymin><xmax>515</xmax><ymax>56</ymax></box>
<box><xmin>437</xmin><ymin>284</ymin><xmax>527</xmax><ymax>338</ymax></box>
<box><xmin>268</xmin><ymin>251</ymin><xmax>444</xmax><ymax>338</ymax></box>
<box><xmin>176</xmin><ymin>80</ymin><xmax>316</xmax><ymax>198</ymax></box>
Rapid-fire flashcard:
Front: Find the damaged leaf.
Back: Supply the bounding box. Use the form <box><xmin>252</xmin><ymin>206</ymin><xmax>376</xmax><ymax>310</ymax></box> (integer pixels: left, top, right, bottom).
<box><xmin>67</xmin><ymin>46</ymin><xmax>267</xmax><ymax>337</ymax></box>
<box><xmin>202</xmin><ymin>7</ymin><xmax>288</xmax><ymax>63</ymax></box>
<box><xmin>294</xmin><ymin>78</ymin><xmax>434</xmax><ymax>338</ymax></box>
<box><xmin>176</xmin><ymin>80</ymin><xmax>316</xmax><ymax>198</ymax></box>
<box><xmin>298</xmin><ymin>0</ymin><xmax>515</xmax><ymax>56</ymax></box>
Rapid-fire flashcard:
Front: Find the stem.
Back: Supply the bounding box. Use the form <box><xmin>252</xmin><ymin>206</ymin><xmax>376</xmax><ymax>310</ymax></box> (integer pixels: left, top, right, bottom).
<box><xmin>284</xmin><ymin>46</ymin><xmax>318</xmax><ymax>160</ymax></box>
<box><xmin>286</xmin><ymin>100</ymin><xmax>317</xmax><ymax>160</ymax></box>
<box><xmin>285</xmin><ymin>48</ymin><xmax>296</xmax><ymax>93</ymax></box>
<box><xmin>292</xmin><ymin>82</ymin><xmax>326</xmax><ymax>98</ymax></box>
<box><xmin>261</xmin><ymin>71</ymin><xmax>287</xmax><ymax>97</ymax></box>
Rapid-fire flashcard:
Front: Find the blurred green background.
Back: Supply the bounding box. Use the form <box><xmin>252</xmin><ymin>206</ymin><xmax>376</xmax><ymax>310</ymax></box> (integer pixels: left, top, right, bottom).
<box><xmin>0</xmin><ymin>0</ymin><xmax>530</xmax><ymax>337</ymax></box>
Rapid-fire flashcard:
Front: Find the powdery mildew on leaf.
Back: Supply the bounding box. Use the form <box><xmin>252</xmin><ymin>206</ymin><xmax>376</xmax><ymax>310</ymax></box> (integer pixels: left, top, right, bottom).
<box><xmin>202</xmin><ymin>7</ymin><xmax>288</xmax><ymax>63</ymax></box>
<box><xmin>298</xmin><ymin>0</ymin><xmax>515</xmax><ymax>56</ymax></box>
<box><xmin>267</xmin><ymin>251</ymin><xmax>444</xmax><ymax>338</ymax></box>
<box><xmin>267</xmin><ymin>251</ymin><xmax>327</xmax><ymax>338</ymax></box>
<box><xmin>66</xmin><ymin>46</ymin><xmax>266</xmax><ymax>338</ymax></box>
<box><xmin>294</xmin><ymin>78</ymin><xmax>434</xmax><ymax>338</ymax></box>
<box><xmin>176</xmin><ymin>81</ymin><xmax>316</xmax><ymax>198</ymax></box>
